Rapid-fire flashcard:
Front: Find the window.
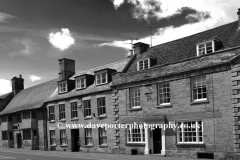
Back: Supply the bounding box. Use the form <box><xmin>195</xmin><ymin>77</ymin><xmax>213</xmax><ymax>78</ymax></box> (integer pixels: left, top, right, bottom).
<box><xmin>177</xmin><ymin>121</ymin><xmax>203</xmax><ymax>144</ymax></box>
<box><xmin>83</xmin><ymin>100</ymin><xmax>91</xmax><ymax>118</ymax></box>
<box><xmin>2</xmin><ymin>132</ymin><xmax>8</xmax><ymax>140</ymax></box>
<box><xmin>192</xmin><ymin>75</ymin><xmax>207</xmax><ymax>101</ymax></box>
<box><xmin>50</xmin><ymin>130</ymin><xmax>56</xmax><ymax>145</ymax></box>
<box><xmin>96</xmin><ymin>73</ymin><xmax>107</xmax><ymax>85</ymax></box>
<box><xmin>138</xmin><ymin>59</ymin><xmax>149</xmax><ymax>71</ymax></box>
<box><xmin>1</xmin><ymin>116</ymin><xmax>7</xmax><ymax>122</ymax></box>
<box><xmin>99</xmin><ymin>127</ymin><xmax>107</xmax><ymax>145</ymax></box>
<box><xmin>33</xmin><ymin>130</ymin><xmax>37</xmax><ymax>140</ymax></box>
<box><xmin>85</xmin><ymin>128</ymin><xmax>93</xmax><ymax>145</ymax></box>
<box><xmin>17</xmin><ymin>114</ymin><xmax>21</xmax><ymax>122</ymax></box>
<box><xmin>59</xmin><ymin>104</ymin><xmax>65</xmax><ymax>120</ymax></box>
<box><xmin>71</xmin><ymin>102</ymin><xmax>78</xmax><ymax>119</ymax></box>
<box><xmin>23</xmin><ymin>111</ymin><xmax>30</xmax><ymax>119</ymax></box>
<box><xmin>58</xmin><ymin>83</ymin><xmax>67</xmax><ymax>93</ymax></box>
<box><xmin>23</xmin><ymin>130</ymin><xmax>31</xmax><ymax>140</ymax></box>
<box><xmin>49</xmin><ymin>106</ymin><xmax>55</xmax><ymax>121</ymax></box>
<box><xmin>158</xmin><ymin>82</ymin><xmax>170</xmax><ymax>104</ymax></box>
<box><xmin>76</xmin><ymin>78</ymin><xmax>86</xmax><ymax>89</ymax></box>
<box><xmin>127</xmin><ymin>127</ymin><xmax>145</xmax><ymax>143</ymax></box>
<box><xmin>97</xmin><ymin>98</ymin><xmax>106</xmax><ymax>116</ymax></box>
<box><xmin>130</xmin><ymin>87</ymin><xmax>141</xmax><ymax>108</ymax></box>
<box><xmin>60</xmin><ymin>130</ymin><xmax>66</xmax><ymax>145</ymax></box>
<box><xmin>197</xmin><ymin>42</ymin><xmax>213</xmax><ymax>56</ymax></box>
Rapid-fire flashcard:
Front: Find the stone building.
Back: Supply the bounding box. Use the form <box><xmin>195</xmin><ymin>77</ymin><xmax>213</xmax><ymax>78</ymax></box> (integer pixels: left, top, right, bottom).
<box><xmin>0</xmin><ymin>75</ymin><xmax>57</xmax><ymax>150</ymax></box>
<box><xmin>110</xmin><ymin>9</ymin><xmax>240</xmax><ymax>159</ymax></box>
<box><xmin>45</xmin><ymin>58</ymin><xmax>130</xmax><ymax>153</ymax></box>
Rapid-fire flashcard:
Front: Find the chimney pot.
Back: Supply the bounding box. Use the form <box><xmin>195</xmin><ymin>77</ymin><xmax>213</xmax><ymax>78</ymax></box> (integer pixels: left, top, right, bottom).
<box><xmin>133</xmin><ymin>42</ymin><xmax>149</xmax><ymax>55</ymax></box>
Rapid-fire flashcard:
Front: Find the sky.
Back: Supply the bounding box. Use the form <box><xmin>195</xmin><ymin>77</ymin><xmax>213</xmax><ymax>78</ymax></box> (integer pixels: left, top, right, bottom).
<box><xmin>0</xmin><ymin>0</ymin><xmax>239</xmax><ymax>95</ymax></box>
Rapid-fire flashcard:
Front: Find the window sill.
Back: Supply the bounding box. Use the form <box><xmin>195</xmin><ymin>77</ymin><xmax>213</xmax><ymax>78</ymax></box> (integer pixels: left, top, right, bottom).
<box><xmin>76</xmin><ymin>87</ymin><xmax>86</xmax><ymax>91</ymax></box>
<box><xmin>49</xmin><ymin>120</ymin><xmax>56</xmax><ymax>123</ymax></box>
<box><xmin>59</xmin><ymin>119</ymin><xmax>66</xmax><ymax>122</ymax></box>
<box><xmin>176</xmin><ymin>143</ymin><xmax>205</xmax><ymax>148</ymax></box>
<box><xmin>71</xmin><ymin>117</ymin><xmax>79</xmax><ymax>121</ymax></box>
<box><xmin>190</xmin><ymin>99</ymin><xmax>209</xmax><ymax>105</ymax></box>
<box><xmin>95</xmin><ymin>82</ymin><xmax>108</xmax><ymax>86</ymax></box>
<box><xmin>128</xmin><ymin>106</ymin><xmax>142</xmax><ymax>111</ymax></box>
<box><xmin>126</xmin><ymin>143</ymin><xmax>145</xmax><ymax>146</ymax></box>
<box><xmin>99</xmin><ymin>144</ymin><xmax>108</xmax><ymax>148</ymax></box>
<box><xmin>84</xmin><ymin>116</ymin><xmax>92</xmax><ymax>120</ymax></box>
<box><xmin>85</xmin><ymin>144</ymin><xmax>94</xmax><ymax>147</ymax></box>
<box><xmin>156</xmin><ymin>103</ymin><xmax>172</xmax><ymax>108</ymax></box>
<box><xmin>98</xmin><ymin>114</ymin><xmax>107</xmax><ymax>119</ymax></box>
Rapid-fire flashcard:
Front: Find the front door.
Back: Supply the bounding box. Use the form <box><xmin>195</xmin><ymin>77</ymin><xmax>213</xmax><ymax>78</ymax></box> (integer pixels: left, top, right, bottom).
<box><xmin>71</xmin><ymin>129</ymin><xmax>79</xmax><ymax>152</ymax></box>
<box><xmin>153</xmin><ymin>128</ymin><xmax>162</xmax><ymax>154</ymax></box>
<box><xmin>17</xmin><ymin>133</ymin><xmax>22</xmax><ymax>148</ymax></box>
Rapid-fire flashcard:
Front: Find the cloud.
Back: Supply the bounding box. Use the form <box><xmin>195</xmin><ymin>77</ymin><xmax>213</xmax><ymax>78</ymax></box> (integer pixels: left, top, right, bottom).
<box><xmin>0</xmin><ymin>79</ymin><xmax>11</xmax><ymax>96</ymax></box>
<box><xmin>48</xmin><ymin>28</ymin><xmax>75</xmax><ymax>51</ymax></box>
<box><xmin>102</xmin><ymin>0</ymin><xmax>239</xmax><ymax>50</ymax></box>
<box><xmin>0</xmin><ymin>12</ymin><xmax>16</xmax><ymax>23</ymax></box>
<box><xmin>8</xmin><ymin>38</ymin><xmax>40</xmax><ymax>57</ymax></box>
<box><xmin>28</xmin><ymin>75</ymin><xmax>42</xmax><ymax>82</ymax></box>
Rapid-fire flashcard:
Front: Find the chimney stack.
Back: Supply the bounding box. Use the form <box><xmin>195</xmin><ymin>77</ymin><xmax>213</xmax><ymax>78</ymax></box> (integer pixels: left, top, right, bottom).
<box><xmin>58</xmin><ymin>58</ymin><xmax>75</xmax><ymax>81</ymax></box>
<box><xmin>238</xmin><ymin>8</ymin><xmax>240</xmax><ymax>28</ymax></box>
<box><xmin>11</xmin><ymin>75</ymin><xmax>24</xmax><ymax>96</ymax></box>
<box><xmin>133</xmin><ymin>42</ymin><xmax>149</xmax><ymax>55</ymax></box>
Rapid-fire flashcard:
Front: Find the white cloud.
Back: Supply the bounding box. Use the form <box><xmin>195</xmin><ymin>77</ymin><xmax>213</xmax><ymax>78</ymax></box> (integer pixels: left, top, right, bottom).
<box><xmin>28</xmin><ymin>75</ymin><xmax>42</xmax><ymax>82</ymax></box>
<box><xmin>48</xmin><ymin>28</ymin><xmax>75</xmax><ymax>51</ymax></box>
<box><xmin>0</xmin><ymin>12</ymin><xmax>16</xmax><ymax>23</ymax></box>
<box><xmin>0</xmin><ymin>79</ymin><xmax>11</xmax><ymax>96</ymax></box>
<box><xmin>103</xmin><ymin>0</ymin><xmax>239</xmax><ymax>50</ymax></box>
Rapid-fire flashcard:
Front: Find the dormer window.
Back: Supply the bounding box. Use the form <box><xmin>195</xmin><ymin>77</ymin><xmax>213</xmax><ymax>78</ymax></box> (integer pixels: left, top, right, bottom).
<box><xmin>76</xmin><ymin>77</ymin><xmax>86</xmax><ymax>89</ymax></box>
<box><xmin>58</xmin><ymin>83</ymin><xmax>67</xmax><ymax>93</ymax></box>
<box><xmin>196</xmin><ymin>38</ymin><xmax>222</xmax><ymax>56</ymax></box>
<box><xmin>137</xmin><ymin>57</ymin><xmax>157</xmax><ymax>71</ymax></box>
<box><xmin>96</xmin><ymin>72</ymin><xmax>107</xmax><ymax>85</ymax></box>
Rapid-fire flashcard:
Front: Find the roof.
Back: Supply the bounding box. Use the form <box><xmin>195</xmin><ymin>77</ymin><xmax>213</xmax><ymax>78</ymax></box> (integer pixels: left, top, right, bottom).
<box><xmin>126</xmin><ymin>21</ymin><xmax>240</xmax><ymax>73</ymax></box>
<box><xmin>47</xmin><ymin>59</ymin><xmax>130</xmax><ymax>102</ymax></box>
<box><xmin>0</xmin><ymin>79</ymin><xmax>58</xmax><ymax>115</ymax></box>
<box><xmin>0</xmin><ymin>92</ymin><xmax>12</xmax><ymax>100</ymax></box>
<box><xmin>113</xmin><ymin>48</ymin><xmax>240</xmax><ymax>86</ymax></box>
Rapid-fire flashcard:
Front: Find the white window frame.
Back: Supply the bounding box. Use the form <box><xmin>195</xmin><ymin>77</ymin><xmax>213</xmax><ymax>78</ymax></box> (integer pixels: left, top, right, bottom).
<box><xmin>58</xmin><ymin>83</ymin><xmax>67</xmax><ymax>93</ymax></box>
<box><xmin>137</xmin><ymin>58</ymin><xmax>150</xmax><ymax>71</ymax></box>
<box><xmin>127</xmin><ymin>127</ymin><xmax>145</xmax><ymax>143</ymax></box>
<box><xmin>130</xmin><ymin>87</ymin><xmax>141</xmax><ymax>109</ymax></box>
<box><xmin>50</xmin><ymin>130</ymin><xmax>56</xmax><ymax>145</ymax></box>
<box><xmin>95</xmin><ymin>72</ymin><xmax>108</xmax><ymax>85</ymax></box>
<box><xmin>71</xmin><ymin>102</ymin><xmax>78</xmax><ymax>119</ymax></box>
<box><xmin>85</xmin><ymin>128</ymin><xmax>93</xmax><ymax>145</ymax></box>
<box><xmin>59</xmin><ymin>104</ymin><xmax>66</xmax><ymax>120</ymax></box>
<box><xmin>196</xmin><ymin>41</ymin><xmax>215</xmax><ymax>56</ymax></box>
<box><xmin>97</xmin><ymin>98</ymin><xmax>106</xmax><ymax>117</ymax></box>
<box><xmin>192</xmin><ymin>75</ymin><xmax>207</xmax><ymax>102</ymax></box>
<box><xmin>60</xmin><ymin>129</ymin><xmax>66</xmax><ymax>145</ymax></box>
<box><xmin>99</xmin><ymin>127</ymin><xmax>107</xmax><ymax>145</ymax></box>
<box><xmin>76</xmin><ymin>77</ymin><xmax>86</xmax><ymax>89</ymax></box>
<box><xmin>177</xmin><ymin>121</ymin><xmax>203</xmax><ymax>144</ymax></box>
<box><xmin>158</xmin><ymin>82</ymin><xmax>170</xmax><ymax>105</ymax></box>
<box><xmin>49</xmin><ymin>106</ymin><xmax>55</xmax><ymax>121</ymax></box>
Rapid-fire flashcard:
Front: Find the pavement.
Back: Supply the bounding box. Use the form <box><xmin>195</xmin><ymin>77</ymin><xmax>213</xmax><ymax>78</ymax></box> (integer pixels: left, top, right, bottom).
<box><xmin>0</xmin><ymin>148</ymin><xmax>210</xmax><ymax>160</ymax></box>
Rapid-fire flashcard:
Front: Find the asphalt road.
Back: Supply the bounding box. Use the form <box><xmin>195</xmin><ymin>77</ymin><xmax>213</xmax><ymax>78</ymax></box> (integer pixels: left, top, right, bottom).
<box><xmin>0</xmin><ymin>148</ymin><xmax>210</xmax><ymax>160</ymax></box>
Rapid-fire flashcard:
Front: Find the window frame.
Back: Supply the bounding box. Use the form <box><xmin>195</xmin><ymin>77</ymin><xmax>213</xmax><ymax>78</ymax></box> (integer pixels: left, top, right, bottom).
<box><xmin>197</xmin><ymin>41</ymin><xmax>215</xmax><ymax>56</ymax></box>
<box><xmin>76</xmin><ymin>77</ymin><xmax>86</xmax><ymax>89</ymax></box>
<box><xmin>98</xmin><ymin>127</ymin><xmax>107</xmax><ymax>146</ymax></box>
<box><xmin>191</xmin><ymin>75</ymin><xmax>207</xmax><ymax>102</ymax></box>
<box><xmin>130</xmin><ymin>87</ymin><xmax>141</xmax><ymax>109</ymax></box>
<box><xmin>58</xmin><ymin>82</ymin><xmax>67</xmax><ymax>93</ymax></box>
<box><xmin>23</xmin><ymin>129</ymin><xmax>31</xmax><ymax>140</ymax></box>
<box><xmin>83</xmin><ymin>100</ymin><xmax>91</xmax><ymax>118</ymax></box>
<box><xmin>158</xmin><ymin>82</ymin><xmax>170</xmax><ymax>105</ymax></box>
<box><xmin>177</xmin><ymin>120</ymin><xmax>203</xmax><ymax>144</ymax></box>
<box><xmin>97</xmin><ymin>98</ymin><xmax>106</xmax><ymax>117</ymax></box>
<box><xmin>49</xmin><ymin>106</ymin><xmax>55</xmax><ymax>121</ymax></box>
<box><xmin>127</xmin><ymin>127</ymin><xmax>145</xmax><ymax>143</ymax></box>
<box><xmin>2</xmin><ymin>131</ymin><xmax>8</xmax><ymax>140</ymax></box>
<box><xmin>137</xmin><ymin>58</ymin><xmax>150</xmax><ymax>71</ymax></box>
<box><xmin>50</xmin><ymin>130</ymin><xmax>56</xmax><ymax>145</ymax></box>
<box><xmin>23</xmin><ymin>111</ymin><xmax>31</xmax><ymax>119</ymax></box>
<box><xmin>85</xmin><ymin>128</ymin><xmax>93</xmax><ymax>145</ymax></box>
<box><xmin>95</xmin><ymin>72</ymin><xmax>108</xmax><ymax>85</ymax></box>
<box><xmin>60</xmin><ymin>129</ymin><xmax>66</xmax><ymax>145</ymax></box>
<box><xmin>71</xmin><ymin>102</ymin><xmax>78</xmax><ymax>119</ymax></box>
<box><xmin>59</xmin><ymin>104</ymin><xmax>66</xmax><ymax>120</ymax></box>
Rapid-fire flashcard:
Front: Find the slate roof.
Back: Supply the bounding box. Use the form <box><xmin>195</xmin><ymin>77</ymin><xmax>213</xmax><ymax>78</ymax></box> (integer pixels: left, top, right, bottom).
<box><xmin>47</xmin><ymin>59</ymin><xmax>130</xmax><ymax>102</ymax></box>
<box><xmin>0</xmin><ymin>79</ymin><xmax>58</xmax><ymax>115</ymax></box>
<box><xmin>126</xmin><ymin>21</ymin><xmax>240</xmax><ymax>73</ymax></box>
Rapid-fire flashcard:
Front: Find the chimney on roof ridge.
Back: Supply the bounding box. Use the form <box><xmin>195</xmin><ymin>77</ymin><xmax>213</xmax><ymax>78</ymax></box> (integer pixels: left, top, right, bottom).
<box><xmin>133</xmin><ymin>42</ymin><xmax>149</xmax><ymax>55</ymax></box>
<box><xmin>11</xmin><ymin>74</ymin><xmax>24</xmax><ymax>96</ymax></box>
<box><xmin>238</xmin><ymin>8</ymin><xmax>240</xmax><ymax>28</ymax></box>
<box><xmin>58</xmin><ymin>58</ymin><xmax>75</xmax><ymax>81</ymax></box>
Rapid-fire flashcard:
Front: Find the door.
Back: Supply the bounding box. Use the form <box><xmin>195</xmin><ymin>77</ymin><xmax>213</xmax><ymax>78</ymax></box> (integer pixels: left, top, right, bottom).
<box><xmin>153</xmin><ymin>128</ymin><xmax>162</xmax><ymax>154</ymax></box>
<box><xmin>71</xmin><ymin>129</ymin><xmax>79</xmax><ymax>152</ymax></box>
<box><xmin>17</xmin><ymin>134</ymin><xmax>22</xmax><ymax>148</ymax></box>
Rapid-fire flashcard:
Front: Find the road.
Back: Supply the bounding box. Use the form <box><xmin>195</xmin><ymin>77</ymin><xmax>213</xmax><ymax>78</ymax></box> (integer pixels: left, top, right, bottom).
<box><xmin>0</xmin><ymin>148</ymin><xmax>209</xmax><ymax>160</ymax></box>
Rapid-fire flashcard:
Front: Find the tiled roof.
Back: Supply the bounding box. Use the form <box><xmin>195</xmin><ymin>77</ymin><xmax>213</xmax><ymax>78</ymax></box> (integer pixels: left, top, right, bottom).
<box><xmin>0</xmin><ymin>79</ymin><xmax>58</xmax><ymax>115</ymax></box>
<box><xmin>47</xmin><ymin>59</ymin><xmax>130</xmax><ymax>102</ymax></box>
<box><xmin>127</xmin><ymin>21</ymin><xmax>240</xmax><ymax>73</ymax></box>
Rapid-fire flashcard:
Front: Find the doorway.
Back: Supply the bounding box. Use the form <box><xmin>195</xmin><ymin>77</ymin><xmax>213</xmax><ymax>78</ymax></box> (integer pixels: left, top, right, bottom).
<box><xmin>71</xmin><ymin>129</ymin><xmax>79</xmax><ymax>152</ymax></box>
<box><xmin>153</xmin><ymin>128</ymin><xmax>162</xmax><ymax>154</ymax></box>
<box><xmin>16</xmin><ymin>133</ymin><xmax>22</xmax><ymax>148</ymax></box>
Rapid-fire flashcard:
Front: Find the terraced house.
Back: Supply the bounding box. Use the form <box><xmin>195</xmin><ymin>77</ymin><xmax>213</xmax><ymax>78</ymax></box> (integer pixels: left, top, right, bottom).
<box><xmin>110</xmin><ymin>9</ymin><xmax>240</xmax><ymax>159</ymax></box>
<box><xmin>45</xmin><ymin>58</ymin><xmax>130</xmax><ymax>153</ymax></box>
